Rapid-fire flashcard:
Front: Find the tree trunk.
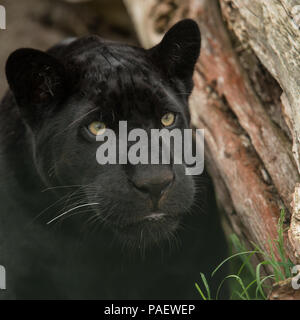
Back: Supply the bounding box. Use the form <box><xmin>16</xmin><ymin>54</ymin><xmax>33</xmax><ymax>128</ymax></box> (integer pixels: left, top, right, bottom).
<box><xmin>123</xmin><ymin>0</ymin><xmax>300</xmax><ymax>292</ymax></box>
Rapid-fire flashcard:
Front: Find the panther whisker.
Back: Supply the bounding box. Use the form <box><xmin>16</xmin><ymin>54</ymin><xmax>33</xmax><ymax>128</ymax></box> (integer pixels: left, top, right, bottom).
<box><xmin>41</xmin><ymin>185</ymin><xmax>84</xmax><ymax>192</ymax></box>
<box><xmin>31</xmin><ymin>184</ymin><xmax>93</xmax><ymax>224</ymax></box>
<box><xmin>29</xmin><ymin>191</ymin><xmax>83</xmax><ymax>225</ymax></box>
<box><xmin>47</xmin><ymin>203</ymin><xmax>99</xmax><ymax>225</ymax></box>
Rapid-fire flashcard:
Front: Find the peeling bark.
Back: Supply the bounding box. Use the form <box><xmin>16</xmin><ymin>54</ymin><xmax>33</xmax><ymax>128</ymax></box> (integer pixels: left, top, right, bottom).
<box><xmin>220</xmin><ymin>0</ymin><xmax>300</xmax><ymax>174</ymax></box>
<box><xmin>190</xmin><ymin>70</ymin><xmax>281</xmax><ymax>256</ymax></box>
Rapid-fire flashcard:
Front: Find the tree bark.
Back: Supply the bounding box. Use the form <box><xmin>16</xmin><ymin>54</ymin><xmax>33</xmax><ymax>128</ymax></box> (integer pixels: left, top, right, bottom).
<box><xmin>123</xmin><ymin>0</ymin><xmax>300</xmax><ymax>272</ymax></box>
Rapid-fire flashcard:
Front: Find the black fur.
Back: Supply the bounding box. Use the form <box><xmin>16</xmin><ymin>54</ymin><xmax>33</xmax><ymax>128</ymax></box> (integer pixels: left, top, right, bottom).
<box><xmin>0</xmin><ymin>19</ymin><xmax>228</xmax><ymax>299</ymax></box>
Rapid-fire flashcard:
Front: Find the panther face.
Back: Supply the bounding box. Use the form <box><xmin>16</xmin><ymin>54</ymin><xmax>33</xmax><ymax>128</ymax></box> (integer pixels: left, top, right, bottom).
<box><xmin>5</xmin><ymin>19</ymin><xmax>201</xmax><ymax>248</ymax></box>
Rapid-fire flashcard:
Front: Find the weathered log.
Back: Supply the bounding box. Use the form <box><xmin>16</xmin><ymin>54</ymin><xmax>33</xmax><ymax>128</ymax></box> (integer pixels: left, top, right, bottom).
<box><xmin>289</xmin><ymin>184</ymin><xmax>300</xmax><ymax>263</ymax></box>
<box><xmin>190</xmin><ymin>69</ymin><xmax>281</xmax><ymax>254</ymax></box>
<box><xmin>123</xmin><ymin>0</ymin><xmax>300</xmax><ymax>263</ymax></box>
<box><xmin>268</xmin><ymin>277</ymin><xmax>300</xmax><ymax>300</ymax></box>
<box><xmin>220</xmin><ymin>0</ymin><xmax>300</xmax><ymax>262</ymax></box>
<box><xmin>220</xmin><ymin>0</ymin><xmax>300</xmax><ymax>174</ymax></box>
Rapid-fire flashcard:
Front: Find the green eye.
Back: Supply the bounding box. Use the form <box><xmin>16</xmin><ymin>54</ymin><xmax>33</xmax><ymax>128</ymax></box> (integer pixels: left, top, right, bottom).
<box><xmin>161</xmin><ymin>112</ymin><xmax>176</xmax><ymax>127</ymax></box>
<box><xmin>88</xmin><ymin>121</ymin><xmax>106</xmax><ymax>136</ymax></box>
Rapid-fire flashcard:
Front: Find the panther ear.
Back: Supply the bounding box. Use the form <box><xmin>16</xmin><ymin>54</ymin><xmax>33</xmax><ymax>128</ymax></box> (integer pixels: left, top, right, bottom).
<box><xmin>149</xmin><ymin>19</ymin><xmax>201</xmax><ymax>93</ymax></box>
<box><xmin>6</xmin><ymin>48</ymin><xmax>67</xmax><ymax>125</ymax></box>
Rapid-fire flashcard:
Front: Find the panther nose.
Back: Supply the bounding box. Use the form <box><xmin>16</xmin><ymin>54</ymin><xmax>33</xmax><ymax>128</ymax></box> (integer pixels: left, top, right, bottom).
<box><xmin>130</xmin><ymin>168</ymin><xmax>174</xmax><ymax>206</ymax></box>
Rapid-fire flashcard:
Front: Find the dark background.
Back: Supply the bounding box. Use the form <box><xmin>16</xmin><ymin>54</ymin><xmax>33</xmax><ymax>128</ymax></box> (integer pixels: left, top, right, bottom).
<box><xmin>0</xmin><ymin>0</ymin><xmax>139</xmax><ymax>97</ymax></box>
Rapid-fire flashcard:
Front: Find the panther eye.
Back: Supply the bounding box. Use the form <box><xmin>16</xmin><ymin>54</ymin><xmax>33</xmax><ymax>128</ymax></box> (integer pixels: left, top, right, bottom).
<box><xmin>88</xmin><ymin>121</ymin><xmax>106</xmax><ymax>136</ymax></box>
<box><xmin>161</xmin><ymin>112</ymin><xmax>176</xmax><ymax>127</ymax></box>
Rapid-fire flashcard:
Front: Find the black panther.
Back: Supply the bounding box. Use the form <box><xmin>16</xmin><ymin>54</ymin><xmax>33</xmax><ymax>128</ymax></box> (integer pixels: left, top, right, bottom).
<box><xmin>0</xmin><ymin>19</ymin><xmax>228</xmax><ymax>299</ymax></box>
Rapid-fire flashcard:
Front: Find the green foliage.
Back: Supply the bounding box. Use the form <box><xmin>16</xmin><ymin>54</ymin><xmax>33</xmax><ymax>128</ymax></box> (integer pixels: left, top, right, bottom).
<box><xmin>195</xmin><ymin>209</ymin><xmax>294</xmax><ymax>300</ymax></box>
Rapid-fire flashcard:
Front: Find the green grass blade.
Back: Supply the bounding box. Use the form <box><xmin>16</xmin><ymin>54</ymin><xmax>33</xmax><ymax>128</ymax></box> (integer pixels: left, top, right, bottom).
<box><xmin>255</xmin><ymin>261</ymin><xmax>272</xmax><ymax>299</ymax></box>
<box><xmin>255</xmin><ymin>275</ymin><xmax>275</xmax><ymax>300</ymax></box>
<box><xmin>195</xmin><ymin>283</ymin><xmax>207</xmax><ymax>300</ymax></box>
<box><xmin>211</xmin><ymin>251</ymin><xmax>257</xmax><ymax>277</ymax></box>
<box><xmin>240</xmin><ymin>279</ymin><xmax>257</xmax><ymax>299</ymax></box>
<box><xmin>222</xmin><ymin>275</ymin><xmax>250</xmax><ymax>300</ymax></box>
<box><xmin>230</xmin><ymin>234</ymin><xmax>256</xmax><ymax>278</ymax></box>
<box><xmin>200</xmin><ymin>273</ymin><xmax>211</xmax><ymax>300</ymax></box>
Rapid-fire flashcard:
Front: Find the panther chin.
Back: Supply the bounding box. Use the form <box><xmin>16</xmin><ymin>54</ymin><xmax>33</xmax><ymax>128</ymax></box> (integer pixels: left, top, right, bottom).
<box><xmin>111</xmin><ymin>212</ymin><xmax>181</xmax><ymax>248</ymax></box>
